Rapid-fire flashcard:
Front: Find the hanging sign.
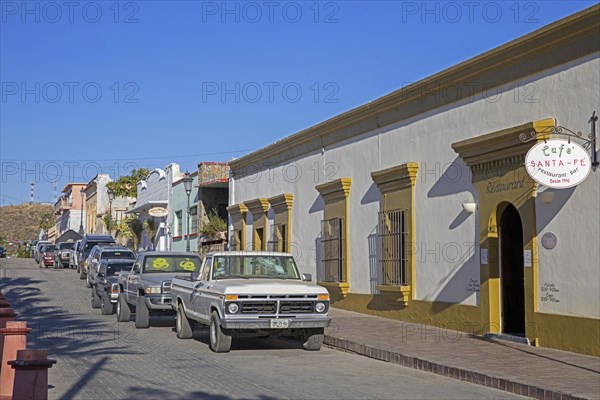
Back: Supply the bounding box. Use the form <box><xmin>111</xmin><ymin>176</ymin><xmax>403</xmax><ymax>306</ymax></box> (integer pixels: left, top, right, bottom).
<box><xmin>148</xmin><ymin>207</ymin><xmax>168</xmax><ymax>217</ymax></box>
<box><xmin>525</xmin><ymin>140</ymin><xmax>591</xmax><ymax>189</ymax></box>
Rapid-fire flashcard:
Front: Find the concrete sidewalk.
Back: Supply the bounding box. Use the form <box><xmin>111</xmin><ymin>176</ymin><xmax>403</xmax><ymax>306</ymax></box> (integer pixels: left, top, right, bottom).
<box><xmin>324</xmin><ymin>308</ymin><xmax>600</xmax><ymax>400</ymax></box>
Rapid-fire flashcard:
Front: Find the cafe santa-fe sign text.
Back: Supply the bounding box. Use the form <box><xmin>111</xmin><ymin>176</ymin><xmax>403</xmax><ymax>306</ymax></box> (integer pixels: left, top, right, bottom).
<box><xmin>525</xmin><ymin>139</ymin><xmax>591</xmax><ymax>189</ymax></box>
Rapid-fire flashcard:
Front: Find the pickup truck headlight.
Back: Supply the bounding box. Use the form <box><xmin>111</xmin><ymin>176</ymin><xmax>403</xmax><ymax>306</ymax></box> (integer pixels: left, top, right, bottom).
<box><xmin>315</xmin><ymin>302</ymin><xmax>327</xmax><ymax>313</ymax></box>
<box><xmin>145</xmin><ymin>287</ymin><xmax>161</xmax><ymax>294</ymax></box>
<box><xmin>227</xmin><ymin>302</ymin><xmax>239</xmax><ymax>314</ymax></box>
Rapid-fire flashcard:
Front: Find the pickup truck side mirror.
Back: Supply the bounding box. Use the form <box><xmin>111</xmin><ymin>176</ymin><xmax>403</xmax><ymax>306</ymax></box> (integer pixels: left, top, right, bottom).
<box><xmin>97</xmin><ymin>272</ymin><xmax>105</xmax><ymax>278</ymax></box>
<box><xmin>191</xmin><ymin>272</ymin><xmax>200</xmax><ymax>281</ymax></box>
<box><xmin>302</xmin><ymin>273</ymin><xmax>312</xmax><ymax>282</ymax></box>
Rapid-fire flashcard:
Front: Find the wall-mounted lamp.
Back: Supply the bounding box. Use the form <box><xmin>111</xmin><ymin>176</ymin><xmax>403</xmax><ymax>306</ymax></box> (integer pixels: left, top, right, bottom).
<box><xmin>462</xmin><ymin>202</ymin><xmax>477</xmax><ymax>213</ymax></box>
<box><xmin>539</xmin><ymin>191</ymin><xmax>555</xmax><ymax>204</ymax></box>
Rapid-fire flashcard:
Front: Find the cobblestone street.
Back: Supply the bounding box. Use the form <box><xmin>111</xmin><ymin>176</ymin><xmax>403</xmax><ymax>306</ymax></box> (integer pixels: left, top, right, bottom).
<box><xmin>0</xmin><ymin>258</ymin><xmax>527</xmax><ymax>400</ymax></box>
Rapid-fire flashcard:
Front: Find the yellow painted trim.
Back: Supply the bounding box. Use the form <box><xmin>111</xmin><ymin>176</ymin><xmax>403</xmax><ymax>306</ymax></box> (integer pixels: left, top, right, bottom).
<box><xmin>531</xmin><ymin>312</ymin><xmax>600</xmax><ymax>356</ymax></box>
<box><xmin>268</xmin><ymin>194</ymin><xmax>294</xmax><ymax>253</ymax></box>
<box><xmin>453</xmin><ymin>119</ymin><xmax>555</xmax><ymax>339</ymax></box>
<box><xmin>371</xmin><ymin>162</ymin><xmax>419</xmax><ymax>193</ymax></box>
<box><xmin>371</xmin><ymin>163</ymin><xmax>419</xmax><ymax>299</ymax></box>
<box><xmin>227</xmin><ymin>203</ymin><xmax>248</xmax><ymax>215</ymax></box>
<box><xmin>319</xmin><ymin>281</ymin><xmax>350</xmax><ymax>296</ymax></box>
<box><xmin>315</xmin><ymin>178</ymin><xmax>352</xmax><ymax>203</ymax></box>
<box><xmin>316</xmin><ymin>178</ymin><xmax>352</xmax><ymax>288</ymax></box>
<box><xmin>376</xmin><ymin>285</ymin><xmax>411</xmax><ymax>306</ymax></box>
<box><xmin>245</xmin><ymin>198</ymin><xmax>270</xmax><ymax>251</ymax></box>
<box><xmin>227</xmin><ymin>203</ymin><xmax>248</xmax><ymax>250</ymax></box>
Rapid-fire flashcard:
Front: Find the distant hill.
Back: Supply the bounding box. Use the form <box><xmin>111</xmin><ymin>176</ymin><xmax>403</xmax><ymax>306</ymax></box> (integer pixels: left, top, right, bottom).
<box><xmin>0</xmin><ymin>203</ymin><xmax>53</xmax><ymax>242</ymax></box>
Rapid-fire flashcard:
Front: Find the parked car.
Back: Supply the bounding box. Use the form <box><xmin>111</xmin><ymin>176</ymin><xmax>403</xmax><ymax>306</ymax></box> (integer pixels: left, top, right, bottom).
<box><xmin>91</xmin><ymin>259</ymin><xmax>135</xmax><ymax>315</ymax></box>
<box><xmin>116</xmin><ymin>252</ymin><xmax>202</xmax><ymax>329</ymax></box>
<box><xmin>69</xmin><ymin>240</ymin><xmax>82</xmax><ymax>269</ymax></box>
<box><xmin>171</xmin><ymin>251</ymin><xmax>331</xmax><ymax>352</ymax></box>
<box><xmin>0</xmin><ymin>246</ymin><xmax>6</xmax><ymax>258</ymax></box>
<box><xmin>54</xmin><ymin>242</ymin><xmax>76</xmax><ymax>268</ymax></box>
<box><xmin>86</xmin><ymin>245</ymin><xmax>136</xmax><ymax>288</ymax></box>
<box><xmin>77</xmin><ymin>235</ymin><xmax>116</xmax><ymax>279</ymax></box>
<box><xmin>38</xmin><ymin>244</ymin><xmax>57</xmax><ymax>268</ymax></box>
<box><xmin>34</xmin><ymin>241</ymin><xmax>52</xmax><ymax>262</ymax></box>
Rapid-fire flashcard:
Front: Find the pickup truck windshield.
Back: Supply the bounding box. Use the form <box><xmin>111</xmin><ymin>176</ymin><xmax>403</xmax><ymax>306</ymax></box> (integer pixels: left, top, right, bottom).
<box><xmin>102</xmin><ymin>251</ymin><xmax>135</xmax><ymax>260</ymax></box>
<box><xmin>59</xmin><ymin>243</ymin><xmax>75</xmax><ymax>250</ymax></box>
<box><xmin>105</xmin><ymin>263</ymin><xmax>133</xmax><ymax>276</ymax></box>
<box><xmin>143</xmin><ymin>256</ymin><xmax>201</xmax><ymax>273</ymax></box>
<box><xmin>84</xmin><ymin>241</ymin><xmax>115</xmax><ymax>251</ymax></box>
<box><xmin>212</xmin><ymin>255</ymin><xmax>300</xmax><ymax>280</ymax></box>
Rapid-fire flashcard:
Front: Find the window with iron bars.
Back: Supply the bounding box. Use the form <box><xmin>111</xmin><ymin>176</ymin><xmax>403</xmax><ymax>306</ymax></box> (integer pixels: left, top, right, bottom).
<box><xmin>378</xmin><ymin>208</ymin><xmax>407</xmax><ymax>285</ymax></box>
<box><xmin>267</xmin><ymin>223</ymin><xmax>288</xmax><ymax>253</ymax></box>
<box><xmin>229</xmin><ymin>229</ymin><xmax>242</xmax><ymax>251</ymax></box>
<box><xmin>321</xmin><ymin>217</ymin><xmax>344</xmax><ymax>282</ymax></box>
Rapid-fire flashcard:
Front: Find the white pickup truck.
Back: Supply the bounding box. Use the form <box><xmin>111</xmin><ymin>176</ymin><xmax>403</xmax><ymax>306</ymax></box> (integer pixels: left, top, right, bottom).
<box><xmin>170</xmin><ymin>251</ymin><xmax>331</xmax><ymax>353</ymax></box>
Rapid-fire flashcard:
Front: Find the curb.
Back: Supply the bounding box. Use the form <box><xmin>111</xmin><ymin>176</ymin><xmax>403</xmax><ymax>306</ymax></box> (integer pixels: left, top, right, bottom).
<box><xmin>323</xmin><ymin>335</ymin><xmax>587</xmax><ymax>400</ymax></box>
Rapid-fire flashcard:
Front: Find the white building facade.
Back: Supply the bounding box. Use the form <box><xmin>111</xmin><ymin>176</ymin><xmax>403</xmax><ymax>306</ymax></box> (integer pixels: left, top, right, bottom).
<box><xmin>228</xmin><ymin>7</ymin><xmax>600</xmax><ymax>356</ymax></box>
<box><xmin>127</xmin><ymin>164</ymin><xmax>183</xmax><ymax>251</ymax></box>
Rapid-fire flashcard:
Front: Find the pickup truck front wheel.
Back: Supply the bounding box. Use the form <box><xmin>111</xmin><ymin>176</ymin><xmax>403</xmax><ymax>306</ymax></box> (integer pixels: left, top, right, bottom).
<box><xmin>90</xmin><ymin>286</ymin><xmax>101</xmax><ymax>309</ymax></box>
<box><xmin>101</xmin><ymin>292</ymin><xmax>115</xmax><ymax>315</ymax></box>
<box><xmin>209</xmin><ymin>311</ymin><xmax>231</xmax><ymax>353</ymax></box>
<box><xmin>135</xmin><ymin>295</ymin><xmax>150</xmax><ymax>329</ymax></box>
<box><xmin>176</xmin><ymin>303</ymin><xmax>193</xmax><ymax>339</ymax></box>
<box><xmin>301</xmin><ymin>328</ymin><xmax>324</xmax><ymax>351</ymax></box>
<box><xmin>116</xmin><ymin>293</ymin><xmax>131</xmax><ymax>322</ymax></box>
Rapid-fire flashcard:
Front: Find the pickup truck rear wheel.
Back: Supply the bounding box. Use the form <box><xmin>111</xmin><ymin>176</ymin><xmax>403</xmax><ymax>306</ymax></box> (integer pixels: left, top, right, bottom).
<box><xmin>135</xmin><ymin>295</ymin><xmax>150</xmax><ymax>329</ymax></box>
<box><xmin>101</xmin><ymin>292</ymin><xmax>115</xmax><ymax>315</ymax></box>
<box><xmin>116</xmin><ymin>293</ymin><xmax>130</xmax><ymax>322</ymax></box>
<box><xmin>90</xmin><ymin>286</ymin><xmax>101</xmax><ymax>309</ymax></box>
<box><xmin>209</xmin><ymin>311</ymin><xmax>231</xmax><ymax>353</ymax></box>
<box><xmin>176</xmin><ymin>303</ymin><xmax>193</xmax><ymax>339</ymax></box>
<box><xmin>301</xmin><ymin>328</ymin><xmax>324</xmax><ymax>351</ymax></box>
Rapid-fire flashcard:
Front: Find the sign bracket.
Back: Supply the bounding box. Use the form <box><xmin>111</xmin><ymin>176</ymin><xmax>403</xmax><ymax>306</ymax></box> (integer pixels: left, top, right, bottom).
<box><xmin>520</xmin><ymin>112</ymin><xmax>598</xmax><ymax>171</ymax></box>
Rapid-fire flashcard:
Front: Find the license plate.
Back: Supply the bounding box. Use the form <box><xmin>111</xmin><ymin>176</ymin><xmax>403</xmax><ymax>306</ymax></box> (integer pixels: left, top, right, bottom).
<box><xmin>270</xmin><ymin>319</ymin><xmax>290</xmax><ymax>329</ymax></box>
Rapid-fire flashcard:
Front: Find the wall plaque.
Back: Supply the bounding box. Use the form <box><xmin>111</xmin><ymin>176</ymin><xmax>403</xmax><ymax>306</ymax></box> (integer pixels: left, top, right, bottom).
<box><xmin>541</xmin><ymin>232</ymin><xmax>557</xmax><ymax>250</ymax></box>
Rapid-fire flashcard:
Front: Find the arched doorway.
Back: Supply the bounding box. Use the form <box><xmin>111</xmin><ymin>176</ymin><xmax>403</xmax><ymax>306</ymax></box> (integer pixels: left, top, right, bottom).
<box><xmin>499</xmin><ymin>204</ymin><xmax>525</xmax><ymax>335</ymax></box>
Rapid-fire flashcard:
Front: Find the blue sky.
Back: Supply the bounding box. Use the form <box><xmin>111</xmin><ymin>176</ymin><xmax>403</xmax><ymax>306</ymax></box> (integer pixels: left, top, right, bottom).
<box><xmin>0</xmin><ymin>0</ymin><xmax>597</xmax><ymax>204</ymax></box>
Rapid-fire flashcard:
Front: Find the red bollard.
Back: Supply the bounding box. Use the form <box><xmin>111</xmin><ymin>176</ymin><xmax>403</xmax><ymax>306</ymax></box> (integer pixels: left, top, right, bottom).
<box><xmin>0</xmin><ymin>309</ymin><xmax>17</xmax><ymax>374</ymax></box>
<box><xmin>8</xmin><ymin>350</ymin><xmax>56</xmax><ymax>400</ymax></box>
<box><xmin>0</xmin><ymin>321</ymin><xmax>31</xmax><ymax>398</ymax></box>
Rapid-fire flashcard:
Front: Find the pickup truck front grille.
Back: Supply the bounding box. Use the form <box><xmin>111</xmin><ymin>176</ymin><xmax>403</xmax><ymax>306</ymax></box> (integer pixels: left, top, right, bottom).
<box><xmin>162</xmin><ymin>281</ymin><xmax>172</xmax><ymax>294</ymax></box>
<box><xmin>241</xmin><ymin>301</ymin><xmax>276</xmax><ymax>314</ymax></box>
<box><xmin>279</xmin><ymin>301</ymin><xmax>314</xmax><ymax>314</ymax></box>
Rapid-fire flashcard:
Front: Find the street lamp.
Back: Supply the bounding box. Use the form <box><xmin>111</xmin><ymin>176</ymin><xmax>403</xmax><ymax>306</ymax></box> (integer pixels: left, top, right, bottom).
<box><xmin>79</xmin><ymin>188</ymin><xmax>86</xmax><ymax>235</ymax></box>
<box><xmin>107</xmin><ymin>188</ymin><xmax>115</xmax><ymax>234</ymax></box>
<box><xmin>182</xmin><ymin>172</ymin><xmax>194</xmax><ymax>252</ymax></box>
